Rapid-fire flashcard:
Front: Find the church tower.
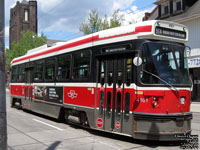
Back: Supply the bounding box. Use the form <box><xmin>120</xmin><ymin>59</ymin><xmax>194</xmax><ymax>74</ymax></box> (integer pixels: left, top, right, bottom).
<box><xmin>9</xmin><ymin>0</ymin><xmax>37</xmax><ymax>48</ymax></box>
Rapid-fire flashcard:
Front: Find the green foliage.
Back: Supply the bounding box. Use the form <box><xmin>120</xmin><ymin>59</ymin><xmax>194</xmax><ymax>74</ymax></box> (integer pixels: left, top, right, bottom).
<box><xmin>6</xmin><ymin>31</ymin><xmax>47</xmax><ymax>67</ymax></box>
<box><xmin>79</xmin><ymin>9</ymin><xmax>124</xmax><ymax>35</ymax></box>
<box><xmin>110</xmin><ymin>9</ymin><xmax>125</xmax><ymax>28</ymax></box>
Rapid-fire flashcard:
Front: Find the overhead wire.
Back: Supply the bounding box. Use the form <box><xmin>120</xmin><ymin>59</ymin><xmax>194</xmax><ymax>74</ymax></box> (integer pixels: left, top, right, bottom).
<box><xmin>61</xmin><ymin>32</ymin><xmax>83</xmax><ymax>41</ymax></box>
<box><xmin>38</xmin><ymin>0</ymin><xmax>67</xmax><ymax>20</ymax></box>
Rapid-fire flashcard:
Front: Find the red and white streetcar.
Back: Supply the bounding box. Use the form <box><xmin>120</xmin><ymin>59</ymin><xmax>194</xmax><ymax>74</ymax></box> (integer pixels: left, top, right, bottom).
<box><xmin>10</xmin><ymin>20</ymin><xmax>192</xmax><ymax>141</ymax></box>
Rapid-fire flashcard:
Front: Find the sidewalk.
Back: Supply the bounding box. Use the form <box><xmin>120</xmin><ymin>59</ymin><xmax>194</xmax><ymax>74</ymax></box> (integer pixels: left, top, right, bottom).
<box><xmin>191</xmin><ymin>102</ymin><xmax>200</xmax><ymax>113</ymax></box>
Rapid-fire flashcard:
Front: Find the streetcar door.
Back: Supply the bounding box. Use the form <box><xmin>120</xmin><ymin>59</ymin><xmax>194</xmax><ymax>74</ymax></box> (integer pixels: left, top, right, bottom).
<box><xmin>96</xmin><ymin>59</ymin><xmax>114</xmax><ymax>131</ymax></box>
<box><xmin>96</xmin><ymin>56</ymin><xmax>133</xmax><ymax>134</ymax></box>
<box><xmin>24</xmin><ymin>67</ymin><xmax>33</xmax><ymax>109</ymax></box>
<box><xmin>112</xmin><ymin>57</ymin><xmax>124</xmax><ymax>133</ymax></box>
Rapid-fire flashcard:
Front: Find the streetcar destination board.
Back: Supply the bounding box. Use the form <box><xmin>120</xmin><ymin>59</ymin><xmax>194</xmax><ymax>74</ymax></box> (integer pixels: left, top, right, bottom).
<box><xmin>155</xmin><ymin>26</ymin><xmax>186</xmax><ymax>39</ymax></box>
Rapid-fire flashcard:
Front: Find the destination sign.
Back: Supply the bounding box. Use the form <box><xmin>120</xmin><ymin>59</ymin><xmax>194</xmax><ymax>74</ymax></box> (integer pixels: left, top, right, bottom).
<box><xmin>155</xmin><ymin>26</ymin><xmax>186</xmax><ymax>39</ymax></box>
<box><xmin>101</xmin><ymin>44</ymin><xmax>132</xmax><ymax>53</ymax></box>
<box><xmin>103</xmin><ymin>47</ymin><xmax>126</xmax><ymax>53</ymax></box>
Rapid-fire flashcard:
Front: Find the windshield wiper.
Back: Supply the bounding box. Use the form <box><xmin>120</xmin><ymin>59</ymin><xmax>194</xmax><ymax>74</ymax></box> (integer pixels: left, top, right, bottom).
<box><xmin>142</xmin><ymin>69</ymin><xmax>179</xmax><ymax>94</ymax></box>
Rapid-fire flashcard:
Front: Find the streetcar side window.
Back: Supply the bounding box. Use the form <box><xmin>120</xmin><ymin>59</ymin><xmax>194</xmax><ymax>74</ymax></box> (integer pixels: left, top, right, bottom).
<box><xmin>107</xmin><ymin>60</ymin><xmax>113</xmax><ymax>86</ymax></box>
<box><xmin>106</xmin><ymin>91</ymin><xmax>111</xmax><ymax>119</ymax></box>
<box><xmin>124</xmin><ymin>92</ymin><xmax>130</xmax><ymax>121</ymax></box>
<box><xmin>33</xmin><ymin>61</ymin><xmax>43</xmax><ymax>82</ymax></box>
<box><xmin>73</xmin><ymin>50</ymin><xmax>91</xmax><ymax>79</ymax></box>
<box><xmin>116</xmin><ymin>92</ymin><xmax>121</xmax><ymax>121</ymax></box>
<box><xmin>117</xmin><ymin>59</ymin><xmax>123</xmax><ymax>86</ymax></box>
<box><xmin>17</xmin><ymin>64</ymin><xmax>25</xmax><ymax>82</ymax></box>
<box><xmin>126</xmin><ymin>58</ymin><xmax>132</xmax><ymax>86</ymax></box>
<box><xmin>57</xmin><ymin>54</ymin><xmax>71</xmax><ymax>80</ymax></box>
<box><xmin>45</xmin><ymin>58</ymin><xmax>56</xmax><ymax>81</ymax></box>
<box><xmin>99</xmin><ymin>60</ymin><xmax>105</xmax><ymax>85</ymax></box>
<box><xmin>11</xmin><ymin>66</ymin><xmax>18</xmax><ymax>83</ymax></box>
<box><xmin>99</xmin><ymin>91</ymin><xmax>104</xmax><ymax>116</ymax></box>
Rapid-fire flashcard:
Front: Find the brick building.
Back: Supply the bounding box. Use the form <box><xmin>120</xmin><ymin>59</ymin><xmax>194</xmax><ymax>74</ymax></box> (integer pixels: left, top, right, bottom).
<box><xmin>9</xmin><ymin>0</ymin><xmax>37</xmax><ymax>48</ymax></box>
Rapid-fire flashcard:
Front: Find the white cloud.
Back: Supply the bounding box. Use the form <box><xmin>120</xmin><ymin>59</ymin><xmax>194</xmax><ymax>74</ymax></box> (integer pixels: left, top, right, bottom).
<box><xmin>37</xmin><ymin>0</ymin><xmax>114</xmax><ymax>33</ymax></box>
<box><xmin>37</xmin><ymin>0</ymin><xmax>64</xmax><ymax>12</ymax></box>
<box><xmin>112</xmin><ymin>0</ymin><xmax>135</xmax><ymax>11</ymax></box>
<box><xmin>120</xmin><ymin>6</ymin><xmax>155</xmax><ymax>25</ymax></box>
<box><xmin>37</xmin><ymin>0</ymin><xmax>154</xmax><ymax>34</ymax></box>
<box><xmin>45</xmin><ymin>18</ymin><xmax>68</xmax><ymax>32</ymax></box>
<box><xmin>131</xmin><ymin>5</ymin><xmax>138</xmax><ymax>12</ymax></box>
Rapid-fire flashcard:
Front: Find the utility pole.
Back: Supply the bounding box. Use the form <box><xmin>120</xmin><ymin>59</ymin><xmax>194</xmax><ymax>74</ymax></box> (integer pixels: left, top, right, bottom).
<box><xmin>0</xmin><ymin>0</ymin><xmax>7</xmax><ymax>149</ymax></box>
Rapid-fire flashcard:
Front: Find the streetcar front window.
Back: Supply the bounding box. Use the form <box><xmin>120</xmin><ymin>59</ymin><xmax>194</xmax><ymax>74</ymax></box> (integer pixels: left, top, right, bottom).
<box><xmin>140</xmin><ymin>42</ymin><xmax>191</xmax><ymax>85</ymax></box>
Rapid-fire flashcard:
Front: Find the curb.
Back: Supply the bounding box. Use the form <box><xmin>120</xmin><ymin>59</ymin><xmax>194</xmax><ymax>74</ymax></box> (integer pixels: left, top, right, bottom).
<box><xmin>192</xmin><ymin>102</ymin><xmax>200</xmax><ymax>104</ymax></box>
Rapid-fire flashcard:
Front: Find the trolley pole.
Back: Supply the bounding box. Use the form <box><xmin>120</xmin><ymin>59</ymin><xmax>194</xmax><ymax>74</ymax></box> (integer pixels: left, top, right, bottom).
<box><xmin>0</xmin><ymin>0</ymin><xmax>7</xmax><ymax>149</ymax></box>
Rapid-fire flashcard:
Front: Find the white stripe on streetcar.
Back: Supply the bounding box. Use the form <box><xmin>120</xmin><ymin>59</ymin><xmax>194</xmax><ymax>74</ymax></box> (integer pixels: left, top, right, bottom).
<box><xmin>33</xmin><ymin>119</ymin><xmax>63</xmax><ymax>131</ymax></box>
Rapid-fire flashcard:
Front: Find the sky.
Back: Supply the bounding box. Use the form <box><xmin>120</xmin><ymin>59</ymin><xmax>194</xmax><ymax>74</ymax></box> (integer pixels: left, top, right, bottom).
<box><xmin>5</xmin><ymin>0</ymin><xmax>156</xmax><ymax>48</ymax></box>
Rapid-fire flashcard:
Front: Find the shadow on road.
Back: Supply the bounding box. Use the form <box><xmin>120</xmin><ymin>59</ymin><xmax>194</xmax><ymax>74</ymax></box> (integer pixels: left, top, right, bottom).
<box><xmin>68</xmin><ymin>123</ymin><xmax>181</xmax><ymax>149</ymax></box>
<box><xmin>46</xmin><ymin>141</ymin><xmax>62</xmax><ymax>150</ymax></box>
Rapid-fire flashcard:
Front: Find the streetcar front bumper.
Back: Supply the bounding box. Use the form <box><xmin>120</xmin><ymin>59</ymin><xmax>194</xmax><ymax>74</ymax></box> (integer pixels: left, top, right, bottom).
<box><xmin>133</xmin><ymin>112</ymin><xmax>192</xmax><ymax>141</ymax></box>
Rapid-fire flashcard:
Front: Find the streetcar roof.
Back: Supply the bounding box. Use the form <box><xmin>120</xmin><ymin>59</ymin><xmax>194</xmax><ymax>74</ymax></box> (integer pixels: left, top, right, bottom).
<box><xmin>11</xmin><ymin>20</ymin><xmax>188</xmax><ymax>66</ymax></box>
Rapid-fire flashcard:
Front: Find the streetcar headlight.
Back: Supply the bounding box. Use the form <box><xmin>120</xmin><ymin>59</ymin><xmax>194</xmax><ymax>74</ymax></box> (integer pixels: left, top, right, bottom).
<box><xmin>180</xmin><ymin>97</ymin><xmax>186</xmax><ymax>105</ymax></box>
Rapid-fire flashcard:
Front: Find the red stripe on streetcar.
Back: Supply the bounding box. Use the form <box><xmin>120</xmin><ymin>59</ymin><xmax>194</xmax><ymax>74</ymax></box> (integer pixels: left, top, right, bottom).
<box><xmin>12</xmin><ymin>25</ymin><xmax>152</xmax><ymax>64</ymax></box>
<box><xmin>97</xmin><ymin>25</ymin><xmax>152</xmax><ymax>41</ymax></box>
<box><xmin>97</xmin><ymin>32</ymin><xmax>136</xmax><ymax>41</ymax></box>
<box><xmin>12</xmin><ymin>35</ymin><xmax>99</xmax><ymax>64</ymax></box>
<box><xmin>135</xmin><ymin>25</ymin><xmax>152</xmax><ymax>32</ymax></box>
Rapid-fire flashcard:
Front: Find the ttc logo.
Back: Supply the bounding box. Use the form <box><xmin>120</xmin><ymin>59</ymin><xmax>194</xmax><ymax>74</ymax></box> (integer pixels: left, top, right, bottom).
<box><xmin>67</xmin><ymin>90</ymin><xmax>78</xmax><ymax>99</ymax></box>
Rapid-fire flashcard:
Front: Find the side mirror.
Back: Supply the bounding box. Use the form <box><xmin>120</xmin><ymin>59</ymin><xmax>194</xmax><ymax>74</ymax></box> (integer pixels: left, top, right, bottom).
<box><xmin>185</xmin><ymin>46</ymin><xmax>191</xmax><ymax>57</ymax></box>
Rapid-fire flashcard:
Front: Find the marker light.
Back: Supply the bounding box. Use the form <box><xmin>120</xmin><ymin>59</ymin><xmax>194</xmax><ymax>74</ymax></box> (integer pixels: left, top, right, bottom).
<box><xmin>153</xmin><ymin>101</ymin><xmax>158</xmax><ymax>107</ymax></box>
<box><xmin>183</xmin><ymin>27</ymin><xmax>186</xmax><ymax>31</ymax></box>
<box><xmin>180</xmin><ymin>97</ymin><xmax>186</xmax><ymax>105</ymax></box>
<box><xmin>157</xmin><ymin>21</ymin><xmax>161</xmax><ymax>26</ymax></box>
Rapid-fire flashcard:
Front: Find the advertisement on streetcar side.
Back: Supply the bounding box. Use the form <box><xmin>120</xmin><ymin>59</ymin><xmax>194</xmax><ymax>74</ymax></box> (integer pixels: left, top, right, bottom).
<box><xmin>34</xmin><ymin>86</ymin><xmax>63</xmax><ymax>104</ymax></box>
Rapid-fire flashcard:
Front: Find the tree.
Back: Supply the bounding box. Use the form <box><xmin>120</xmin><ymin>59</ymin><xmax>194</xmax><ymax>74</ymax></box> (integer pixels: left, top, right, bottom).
<box><xmin>80</xmin><ymin>9</ymin><xmax>102</xmax><ymax>35</ymax></box>
<box><xmin>6</xmin><ymin>31</ymin><xmax>47</xmax><ymax>67</ymax></box>
<box><xmin>110</xmin><ymin>9</ymin><xmax>124</xmax><ymax>28</ymax></box>
<box><xmin>79</xmin><ymin>9</ymin><xmax>124</xmax><ymax>35</ymax></box>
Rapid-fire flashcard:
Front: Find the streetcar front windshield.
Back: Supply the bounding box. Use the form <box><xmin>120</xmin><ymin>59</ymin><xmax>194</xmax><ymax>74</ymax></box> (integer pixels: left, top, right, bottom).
<box><xmin>140</xmin><ymin>42</ymin><xmax>191</xmax><ymax>85</ymax></box>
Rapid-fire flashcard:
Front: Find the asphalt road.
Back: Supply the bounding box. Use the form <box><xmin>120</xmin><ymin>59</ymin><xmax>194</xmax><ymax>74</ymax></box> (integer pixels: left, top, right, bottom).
<box><xmin>6</xmin><ymin>90</ymin><xmax>200</xmax><ymax>150</ymax></box>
